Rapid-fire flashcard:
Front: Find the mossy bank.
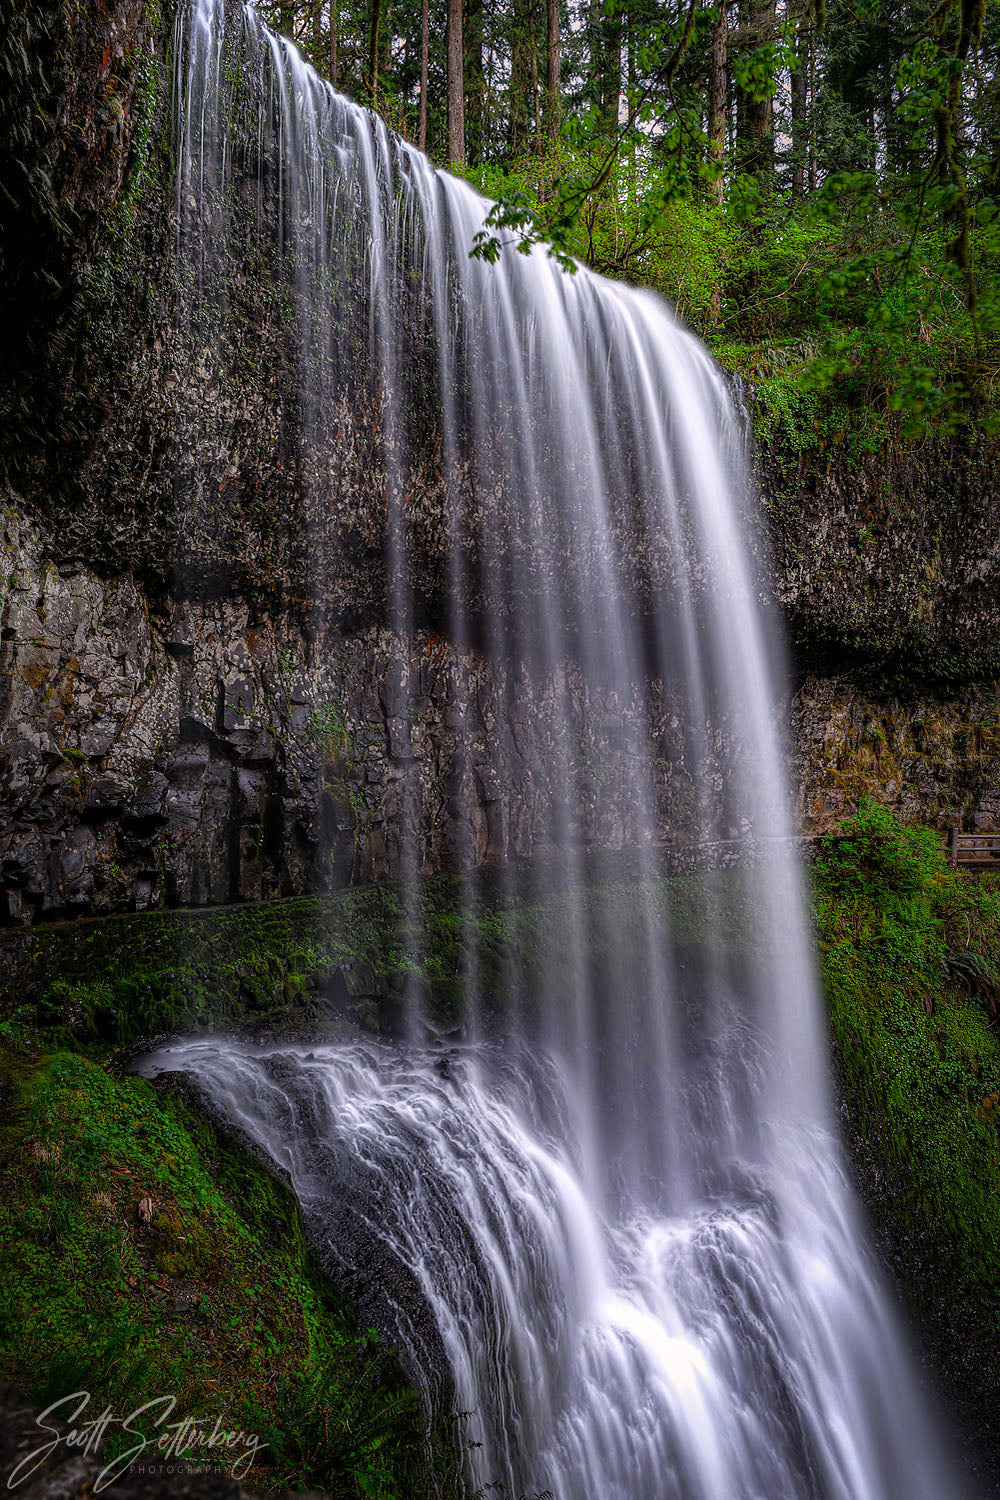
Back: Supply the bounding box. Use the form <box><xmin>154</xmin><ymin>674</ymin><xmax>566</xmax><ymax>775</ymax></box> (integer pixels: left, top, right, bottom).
<box><xmin>0</xmin><ymin>1042</ymin><xmax>471</xmax><ymax>1497</ymax></box>
<box><xmin>0</xmin><ymin>862</ymin><xmax>759</xmax><ymax>1496</ymax></box>
<box><xmin>813</xmin><ymin>805</ymin><xmax>1000</xmax><ymax>1482</ymax></box>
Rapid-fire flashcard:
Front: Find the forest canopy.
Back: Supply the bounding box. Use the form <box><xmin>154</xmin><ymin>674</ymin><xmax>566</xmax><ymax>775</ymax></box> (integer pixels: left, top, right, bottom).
<box><xmin>249</xmin><ymin>0</ymin><xmax>998</xmax><ymax>433</ymax></box>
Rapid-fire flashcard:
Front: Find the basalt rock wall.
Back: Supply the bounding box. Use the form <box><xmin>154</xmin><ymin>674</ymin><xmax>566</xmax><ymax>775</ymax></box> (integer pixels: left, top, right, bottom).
<box><xmin>2</xmin><ymin>500</ymin><xmax>717</xmax><ymax>923</ymax></box>
<box><xmin>760</xmin><ymin>433</ymin><xmax>1000</xmax><ymax>685</ymax></box>
<box><xmin>2</xmin><ymin>0</ymin><xmax>1000</xmax><ymax>922</ymax></box>
<box><xmin>7</xmin><ymin>478</ymin><xmax>1000</xmax><ymax>924</ymax></box>
<box><xmin>765</xmin><ymin>434</ymin><xmax>1000</xmax><ymax>839</ymax></box>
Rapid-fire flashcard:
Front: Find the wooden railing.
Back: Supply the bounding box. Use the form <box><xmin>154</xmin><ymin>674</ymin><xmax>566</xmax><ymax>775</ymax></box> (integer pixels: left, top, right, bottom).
<box><xmin>943</xmin><ymin>829</ymin><xmax>1000</xmax><ymax>870</ymax></box>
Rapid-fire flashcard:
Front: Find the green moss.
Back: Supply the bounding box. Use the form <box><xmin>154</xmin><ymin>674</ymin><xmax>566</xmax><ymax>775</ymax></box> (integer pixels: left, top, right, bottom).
<box><xmin>814</xmin><ymin>802</ymin><xmax>1000</xmax><ymax>1415</ymax></box>
<box><xmin>71</xmin><ymin>7</ymin><xmax>168</xmax><ymax>342</ymax></box>
<box><xmin>0</xmin><ymin>1045</ymin><xmax>463</xmax><ymax>1495</ymax></box>
<box><xmin>0</xmin><ymin>866</ymin><xmax>760</xmax><ymax>1051</ymax></box>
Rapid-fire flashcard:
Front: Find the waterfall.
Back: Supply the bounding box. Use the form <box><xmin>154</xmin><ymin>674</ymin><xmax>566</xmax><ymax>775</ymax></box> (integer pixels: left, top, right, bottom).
<box><xmin>142</xmin><ymin>3</ymin><xmax>967</xmax><ymax>1495</ymax></box>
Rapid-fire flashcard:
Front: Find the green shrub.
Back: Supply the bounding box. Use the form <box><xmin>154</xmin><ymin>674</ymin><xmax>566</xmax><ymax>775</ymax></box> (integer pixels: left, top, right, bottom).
<box><xmin>814</xmin><ymin>797</ymin><xmax>947</xmax><ymax>898</ymax></box>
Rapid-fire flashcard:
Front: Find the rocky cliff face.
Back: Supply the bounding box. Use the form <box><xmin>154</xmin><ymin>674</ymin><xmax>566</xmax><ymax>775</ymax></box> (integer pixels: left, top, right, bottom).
<box><xmin>766</xmin><ymin>433</ymin><xmax>1000</xmax><ymax>841</ymax></box>
<box><xmin>2</xmin><ymin>0</ymin><xmax>998</xmax><ymax>924</ymax></box>
<box><xmin>3</xmin><ymin>500</ymin><xmax>724</xmax><ymax>922</ymax></box>
<box><xmin>792</xmin><ymin>674</ymin><xmax>1000</xmax><ymax>834</ymax></box>
<box><xmin>762</xmin><ymin>434</ymin><xmax>1000</xmax><ymax>684</ymax></box>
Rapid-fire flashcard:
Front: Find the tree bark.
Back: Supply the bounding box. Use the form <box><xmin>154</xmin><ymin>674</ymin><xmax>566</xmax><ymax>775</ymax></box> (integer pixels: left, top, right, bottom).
<box><xmin>509</xmin><ymin>0</ymin><xmax>533</xmax><ymax>155</ymax></box>
<box><xmin>379</xmin><ymin>0</ymin><xmax>392</xmax><ymax>85</ymax></box>
<box><xmin>808</xmin><ymin>34</ymin><xmax>817</xmax><ymax>191</ymax></box>
<box><xmin>311</xmin><ymin>0</ymin><xmax>322</xmax><ymax>70</ymax></box>
<box><xmin>465</xmin><ymin>0</ymin><xmax>485</xmax><ymax>162</ymax></box>
<box><xmin>591</xmin><ymin>0</ymin><xmax>623</xmax><ymax>140</ymax></box>
<box><xmin>447</xmin><ymin>0</ymin><xmax>466</xmax><ymax>162</ymax></box>
<box><xmin>530</xmin><ymin>0</ymin><xmax>542</xmax><ymax>148</ymax></box>
<box><xmin>418</xmin><ymin>0</ymin><xmax>429</xmax><ymax>150</ymax></box>
<box><xmin>790</xmin><ymin>20</ymin><xmax>807</xmax><ymax>199</ymax></box>
<box><xmin>735</xmin><ymin>0</ymin><xmax>774</xmax><ymax>178</ymax></box>
<box><xmin>329</xmin><ymin>0</ymin><xmax>339</xmax><ymax>85</ymax></box>
<box><xmin>367</xmin><ymin>0</ymin><xmax>382</xmax><ymax>102</ymax></box>
<box><xmin>545</xmin><ymin>0</ymin><xmax>561</xmax><ymax>140</ymax></box>
<box><xmin>749</xmin><ymin>0</ymin><xmax>774</xmax><ymax>170</ymax></box>
<box><xmin>708</xmin><ymin>0</ymin><xmax>727</xmax><ymax>204</ymax></box>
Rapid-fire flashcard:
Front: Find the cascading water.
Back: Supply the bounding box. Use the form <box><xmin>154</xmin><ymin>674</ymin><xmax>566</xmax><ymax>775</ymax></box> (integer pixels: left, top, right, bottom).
<box><xmin>143</xmin><ymin>3</ymin><xmax>969</xmax><ymax>1495</ymax></box>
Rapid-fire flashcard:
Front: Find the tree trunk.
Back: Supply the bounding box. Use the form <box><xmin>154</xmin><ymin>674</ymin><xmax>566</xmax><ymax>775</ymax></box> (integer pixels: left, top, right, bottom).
<box><xmin>748</xmin><ymin>0</ymin><xmax>774</xmax><ymax>173</ymax></box>
<box><xmin>790</xmin><ymin>21</ymin><xmax>807</xmax><ymax>199</ymax></box>
<box><xmin>329</xmin><ymin>0</ymin><xmax>339</xmax><ymax>85</ymax></box>
<box><xmin>530</xmin><ymin>0</ymin><xmax>542</xmax><ymax>149</ymax></box>
<box><xmin>465</xmin><ymin>0</ymin><xmax>485</xmax><ymax>162</ymax></box>
<box><xmin>367</xmin><ymin>0</ymin><xmax>382</xmax><ymax>102</ymax></box>
<box><xmin>808</xmin><ymin>34</ymin><xmax>817</xmax><ymax>191</ymax></box>
<box><xmin>591</xmin><ymin>0</ymin><xmax>623</xmax><ymax>140</ymax></box>
<box><xmin>418</xmin><ymin>0</ymin><xmax>429</xmax><ymax>150</ymax></box>
<box><xmin>379</xmin><ymin>0</ymin><xmax>392</xmax><ymax>83</ymax></box>
<box><xmin>278</xmin><ymin>2</ymin><xmax>295</xmax><ymax>38</ymax></box>
<box><xmin>708</xmin><ymin>0</ymin><xmax>727</xmax><ymax>204</ymax></box>
<box><xmin>626</xmin><ymin>15</ymin><xmax>637</xmax><ymax>206</ymax></box>
<box><xmin>545</xmin><ymin>0</ymin><xmax>561</xmax><ymax>140</ymax></box>
<box><xmin>311</xmin><ymin>0</ymin><xmax>322</xmax><ymax>70</ymax></box>
<box><xmin>447</xmin><ymin>0</ymin><xmax>466</xmax><ymax>163</ymax></box>
<box><xmin>735</xmin><ymin>0</ymin><xmax>774</xmax><ymax>178</ymax></box>
<box><xmin>509</xmin><ymin>0</ymin><xmax>533</xmax><ymax>156</ymax></box>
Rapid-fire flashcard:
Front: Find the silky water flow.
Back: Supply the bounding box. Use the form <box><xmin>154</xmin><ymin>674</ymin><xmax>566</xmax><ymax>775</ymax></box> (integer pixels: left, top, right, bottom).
<box><xmin>140</xmin><ymin>5</ymin><xmax>967</xmax><ymax>1496</ymax></box>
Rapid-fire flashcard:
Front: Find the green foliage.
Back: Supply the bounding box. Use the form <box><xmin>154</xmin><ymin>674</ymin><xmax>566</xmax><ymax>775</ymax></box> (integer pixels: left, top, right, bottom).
<box><xmin>462</xmin><ymin>131</ymin><xmax>995</xmax><ymax>440</ymax></box>
<box><xmin>814</xmin><ymin>803</ymin><xmax>1000</xmax><ymax>1398</ymax></box>
<box><xmin>942</xmin><ymin>947</ymin><xmax>1000</xmax><ymax>1017</ymax></box>
<box><xmin>0</xmin><ymin>872</ymin><xmax>759</xmax><ymax>1496</ymax></box>
<box><xmin>815</xmin><ymin>797</ymin><xmax>948</xmax><ymax>897</ymax></box>
<box><xmin>454</xmin><ymin>0</ymin><xmax>999</xmax><ymax>440</ymax></box>
<box><xmin>0</xmin><ymin>1048</ymin><xmax>460</xmax><ymax>1496</ymax></box>
<box><xmin>465</xmin><ymin>145</ymin><xmax>736</xmax><ymax>322</ymax></box>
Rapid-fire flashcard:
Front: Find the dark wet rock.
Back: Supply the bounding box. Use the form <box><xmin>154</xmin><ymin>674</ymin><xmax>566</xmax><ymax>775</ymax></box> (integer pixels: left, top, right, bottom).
<box><xmin>2</xmin><ymin>503</ymin><xmax>751</xmax><ymax>922</ymax></box>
